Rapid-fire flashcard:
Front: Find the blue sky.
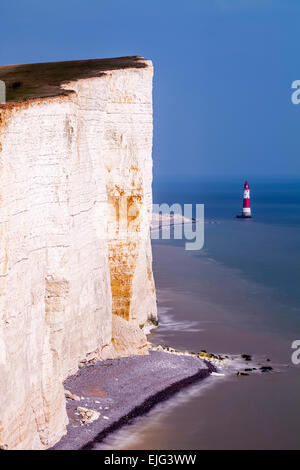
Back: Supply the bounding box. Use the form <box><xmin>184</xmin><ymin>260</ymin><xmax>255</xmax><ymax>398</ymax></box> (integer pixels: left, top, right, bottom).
<box><xmin>1</xmin><ymin>0</ymin><xmax>299</xmax><ymax>177</ymax></box>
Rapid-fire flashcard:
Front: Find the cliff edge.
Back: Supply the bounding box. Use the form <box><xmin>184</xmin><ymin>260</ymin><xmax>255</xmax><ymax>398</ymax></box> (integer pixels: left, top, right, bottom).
<box><xmin>0</xmin><ymin>57</ymin><xmax>156</xmax><ymax>449</ymax></box>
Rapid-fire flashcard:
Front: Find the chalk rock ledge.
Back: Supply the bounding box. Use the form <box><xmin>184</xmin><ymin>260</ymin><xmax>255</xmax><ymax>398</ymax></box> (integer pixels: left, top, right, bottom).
<box><xmin>111</xmin><ymin>314</ymin><xmax>149</xmax><ymax>357</ymax></box>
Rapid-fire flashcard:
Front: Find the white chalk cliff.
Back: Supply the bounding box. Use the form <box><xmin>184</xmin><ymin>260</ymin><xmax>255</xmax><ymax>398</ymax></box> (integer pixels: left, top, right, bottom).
<box><xmin>0</xmin><ymin>57</ymin><xmax>157</xmax><ymax>449</ymax></box>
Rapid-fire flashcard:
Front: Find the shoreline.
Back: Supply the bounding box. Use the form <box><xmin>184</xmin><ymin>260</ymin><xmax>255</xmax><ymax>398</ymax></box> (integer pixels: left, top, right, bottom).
<box><xmin>150</xmin><ymin>243</ymin><xmax>290</xmax><ymax>363</ymax></box>
<box><xmin>81</xmin><ymin>359</ymin><xmax>216</xmax><ymax>450</ymax></box>
<box><xmin>52</xmin><ymin>240</ymin><xmax>283</xmax><ymax>451</ymax></box>
<box><xmin>51</xmin><ymin>351</ymin><xmax>217</xmax><ymax>450</ymax></box>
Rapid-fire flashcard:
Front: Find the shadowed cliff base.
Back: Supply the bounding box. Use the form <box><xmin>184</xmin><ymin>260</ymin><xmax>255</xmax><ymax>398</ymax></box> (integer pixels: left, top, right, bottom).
<box><xmin>51</xmin><ymin>351</ymin><xmax>216</xmax><ymax>450</ymax></box>
<box><xmin>0</xmin><ymin>56</ymin><xmax>149</xmax><ymax>103</ymax></box>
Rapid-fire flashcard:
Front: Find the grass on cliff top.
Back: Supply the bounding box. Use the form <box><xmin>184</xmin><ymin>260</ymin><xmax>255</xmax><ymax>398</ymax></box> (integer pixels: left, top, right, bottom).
<box><xmin>0</xmin><ymin>56</ymin><xmax>148</xmax><ymax>103</ymax></box>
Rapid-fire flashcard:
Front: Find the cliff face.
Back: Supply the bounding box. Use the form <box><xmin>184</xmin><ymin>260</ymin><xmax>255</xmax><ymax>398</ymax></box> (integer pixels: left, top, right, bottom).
<box><xmin>0</xmin><ymin>57</ymin><xmax>156</xmax><ymax>449</ymax></box>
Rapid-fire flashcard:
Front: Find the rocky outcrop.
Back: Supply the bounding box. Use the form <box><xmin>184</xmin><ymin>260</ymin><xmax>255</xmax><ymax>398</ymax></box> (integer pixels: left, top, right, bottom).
<box><xmin>0</xmin><ymin>57</ymin><xmax>156</xmax><ymax>449</ymax></box>
<box><xmin>111</xmin><ymin>314</ymin><xmax>148</xmax><ymax>357</ymax></box>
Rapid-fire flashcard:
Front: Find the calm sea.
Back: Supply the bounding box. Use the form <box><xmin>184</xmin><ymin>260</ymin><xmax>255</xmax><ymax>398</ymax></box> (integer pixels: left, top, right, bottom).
<box><xmin>152</xmin><ymin>176</ymin><xmax>300</xmax><ymax>334</ymax></box>
<box><xmin>97</xmin><ymin>176</ymin><xmax>300</xmax><ymax>450</ymax></box>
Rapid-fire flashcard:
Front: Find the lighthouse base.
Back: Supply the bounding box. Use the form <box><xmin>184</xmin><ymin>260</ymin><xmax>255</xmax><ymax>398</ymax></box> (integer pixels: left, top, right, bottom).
<box><xmin>236</xmin><ymin>214</ymin><xmax>252</xmax><ymax>219</ymax></box>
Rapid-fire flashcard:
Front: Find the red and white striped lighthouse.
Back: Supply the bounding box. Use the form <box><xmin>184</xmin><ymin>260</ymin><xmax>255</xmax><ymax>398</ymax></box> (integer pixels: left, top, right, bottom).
<box><xmin>242</xmin><ymin>181</ymin><xmax>251</xmax><ymax>217</ymax></box>
<box><xmin>236</xmin><ymin>181</ymin><xmax>252</xmax><ymax>218</ymax></box>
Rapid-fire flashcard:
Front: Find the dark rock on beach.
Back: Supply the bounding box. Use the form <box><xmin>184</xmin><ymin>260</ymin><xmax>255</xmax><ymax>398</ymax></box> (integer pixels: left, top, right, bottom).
<box><xmin>260</xmin><ymin>366</ymin><xmax>273</xmax><ymax>373</ymax></box>
<box><xmin>241</xmin><ymin>354</ymin><xmax>252</xmax><ymax>362</ymax></box>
